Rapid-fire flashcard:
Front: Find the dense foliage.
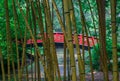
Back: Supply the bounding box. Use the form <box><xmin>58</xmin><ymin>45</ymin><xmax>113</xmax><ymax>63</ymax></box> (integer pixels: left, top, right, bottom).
<box><xmin>90</xmin><ymin>39</ymin><xmax>120</xmax><ymax>70</ymax></box>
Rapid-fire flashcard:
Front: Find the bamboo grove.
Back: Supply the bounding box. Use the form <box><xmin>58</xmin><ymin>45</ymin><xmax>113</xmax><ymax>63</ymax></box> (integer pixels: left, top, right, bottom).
<box><xmin>0</xmin><ymin>0</ymin><xmax>119</xmax><ymax>81</ymax></box>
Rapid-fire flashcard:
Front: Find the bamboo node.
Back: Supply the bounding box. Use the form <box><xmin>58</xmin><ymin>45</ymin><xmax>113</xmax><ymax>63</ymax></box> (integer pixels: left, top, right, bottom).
<box><xmin>68</xmin><ymin>39</ymin><xmax>73</xmax><ymax>42</ymax></box>
<box><xmin>80</xmin><ymin>72</ymin><xmax>86</xmax><ymax>74</ymax></box>
<box><xmin>113</xmin><ymin>70</ymin><xmax>118</xmax><ymax>72</ymax></box>
<box><xmin>112</xmin><ymin>46</ymin><xmax>117</xmax><ymax>49</ymax></box>
<box><xmin>0</xmin><ymin>57</ymin><xmax>2</xmax><ymax>61</ymax></box>
<box><xmin>69</xmin><ymin>8</ymin><xmax>74</xmax><ymax>11</ymax></box>
<box><xmin>111</xmin><ymin>21</ymin><xmax>116</xmax><ymax>23</ymax></box>
<box><xmin>73</xmin><ymin>31</ymin><xmax>77</xmax><ymax>34</ymax></box>
<box><xmin>64</xmin><ymin>11</ymin><xmax>70</xmax><ymax>14</ymax></box>
<box><xmin>71</xmin><ymin>65</ymin><xmax>76</xmax><ymax>67</ymax></box>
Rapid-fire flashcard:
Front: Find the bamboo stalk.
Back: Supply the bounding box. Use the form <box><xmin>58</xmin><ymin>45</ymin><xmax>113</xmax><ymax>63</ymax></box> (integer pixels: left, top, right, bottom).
<box><xmin>29</xmin><ymin>2</ymin><xmax>34</xmax><ymax>81</ymax></box>
<box><xmin>69</xmin><ymin>0</ymin><xmax>85</xmax><ymax>81</ymax></box>
<box><xmin>30</xmin><ymin>1</ymin><xmax>41</xmax><ymax>81</ymax></box>
<box><xmin>43</xmin><ymin>0</ymin><xmax>62</xmax><ymax>81</ymax></box>
<box><xmin>82</xmin><ymin>25</ymin><xmax>85</xmax><ymax>75</ymax></box>
<box><xmin>16</xmin><ymin>1</ymin><xmax>52</xmax><ymax>81</ymax></box>
<box><xmin>21</xmin><ymin>24</ymin><xmax>27</xmax><ymax>80</ymax></box>
<box><xmin>4</xmin><ymin>0</ymin><xmax>11</xmax><ymax>80</ymax></box>
<box><xmin>62</xmin><ymin>0</ymin><xmax>67</xmax><ymax>80</ymax></box>
<box><xmin>25</xmin><ymin>0</ymin><xmax>29</xmax><ymax>80</ymax></box>
<box><xmin>52</xmin><ymin>1</ymin><xmax>78</xmax><ymax>80</ymax></box>
<box><xmin>52</xmin><ymin>0</ymin><xmax>67</xmax><ymax>39</ymax></box>
<box><xmin>77</xmin><ymin>0</ymin><xmax>94</xmax><ymax>81</ymax></box>
<box><xmin>96</xmin><ymin>0</ymin><xmax>109</xmax><ymax>81</ymax></box>
<box><xmin>86</xmin><ymin>0</ymin><xmax>98</xmax><ymax>38</ymax></box>
<box><xmin>41</xmin><ymin>1</ymin><xmax>52</xmax><ymax>81</ymax></box>
<box><xmin>51</xmin><ymin>3</ymin><xmax>57</xmax><ymax>81</ymax></box>
<box><xmin>12</xmin><ymin>0</ymin><xmax>21</xmax><ymax>80</ymax></box>
<box><xmin>63</xmin><ymin>40</ymin><xmax>67</xmax><ymax>81</ymax></box>
<box><xmin>43</xmin><ymin>1</ymin><xmax>55</xmax><ymax>80</ymax></box>
<box><xmin>31</xmin><ymin>1</ymin><xmax>53</xmax><ymax>80</ymax></box>
<box><xmin>0</xmin><ymin>47</ymin><xmax>5</xmax><ymax>81</ymax></box>
<box><xmin>63</xmin><ymin>0</ymin><xmax>77</xmax><ymax>81</ymax></box>
<box><xmin>110</xmin><ymin>0</ymin><xmax>119</xmax><ymax>81</ymax></box>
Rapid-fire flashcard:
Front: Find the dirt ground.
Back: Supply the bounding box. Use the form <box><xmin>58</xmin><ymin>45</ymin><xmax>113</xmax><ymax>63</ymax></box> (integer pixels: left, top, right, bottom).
<box><xmin>25</xmin><ymin>71</ymin><xmax>120</xmax><ymax>81</ymax></box>
<box><xmin>85</xmin><ymin>71</ymin><xmax>120</xmax><ymax>81</ymax></box>
<box><xmin>16</xmin><ymin>71</ymin><xmax>120</xmax><ymax>81</ymax></box>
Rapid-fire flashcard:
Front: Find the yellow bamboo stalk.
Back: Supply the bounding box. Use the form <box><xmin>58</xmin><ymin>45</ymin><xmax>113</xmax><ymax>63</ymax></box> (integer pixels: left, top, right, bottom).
<box><xmin>31</xmin><ymin>1</ymin><xmax>53</xmax><ymax>80</ymax></box>
<box><xmin>4</xmin><ymin>0</ymin><xmax>11</xmax><ymax>80</ymax></box>
<box><xmin>52</xmin><ymin>1</ymin><xmax>78</xmax><ymax>80</ymax></box>
<box><xmin>82</xmin><ymin>25</ymin><xmax>85</xmax><ymax>75</ymax></box>
<box><xmin>12</xmin><ymin>0</ymin><xmax>21</xmax><ymax>80</ymax></box>
<box><xmin>62</xmin><ymin>1</ymin><xmax>67</xmax><ymax>80</ymax></box>
<box><xmin>43</xmin><ymin>0</ymin><xmax>62</xmax><ymax>81</ymax></box>
<box><xmin>43</xmin><ymin>1</ymin><xmax>55</xmax><ymax>80</ymax></box>
<box><xmin>110</xmin><ymin>0</ymin><xmax>119</xmax><ymax>81</ymax></box>
<box><xmin>16</xmin><ymin>1</ymin><xmax>52</xmax><ymax>81</ymax></box>
<box><xmin>63</xmin><ymin>40</ymin><xmax>67</xmax><ymax>81</ymax></box>
<box><xmin>96</xmin><ymin>0</ymin><xmax>109</xmax><ymax>81</ymax></box>
<box><xmin>68</xmin><ymin>0</ymin><xmax>85</xmax><ymax>81</ymax></box>
<box><xmin>30</xmin><ymin>1</ymin><xmax>41</xmax><ymax>81</ymax></box>
<box><xmin>52</xmin><ymin>0</ymin><xmax>67</xmax><ymax>39</ymax></box>
<box><xmin>63</xmin><ymin>0</ymin><xmax>77</xmax><ymax>81</ymax></box>
<box><xmin>21</xmin><ymin>25</ymin><xmax>27</xmax><ymax>80</ymax></box>
<box><xmin>86</xmin><ymin>0</ymin><xmax>98</xmax><ymax>38</ymax></box>
<box><xmin>78</xmin><ymin>0</ymin><xmax>94</xmax><ymax>81</ymax></box>
<box><xmin>41</xmin><ymin>1</ymin><xmax>53</xmax><ymax>81</ymax></box>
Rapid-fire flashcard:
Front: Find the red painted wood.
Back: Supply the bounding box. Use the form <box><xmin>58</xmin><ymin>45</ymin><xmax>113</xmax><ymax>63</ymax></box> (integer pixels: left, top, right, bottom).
<box><xmin>27</xmin><ymin>32</ymin><xmax>97</xmax><ymax>47</ymax></box>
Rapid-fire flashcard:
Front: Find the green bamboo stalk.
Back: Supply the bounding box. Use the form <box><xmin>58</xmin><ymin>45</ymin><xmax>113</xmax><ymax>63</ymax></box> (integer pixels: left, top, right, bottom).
<box><xmin>110</xmin><ymin>0</ymin><xmax>119</xmax><ymax>81</ymax></box>
<box><xmin>0</xmin><ymin>47</ymin><xmax>5</xmax><ymax>81</ymax></box>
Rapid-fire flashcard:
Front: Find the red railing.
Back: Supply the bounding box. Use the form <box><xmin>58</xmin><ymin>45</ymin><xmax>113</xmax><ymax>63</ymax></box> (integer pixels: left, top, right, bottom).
<box><xmin>27</xmin><ymin>32</ymin><xmax>98</xmax><ymax>47</ymax></box>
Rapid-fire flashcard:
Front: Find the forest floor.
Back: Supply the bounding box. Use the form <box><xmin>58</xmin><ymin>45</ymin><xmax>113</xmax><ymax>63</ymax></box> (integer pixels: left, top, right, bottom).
<box><xmin>85</xmin><ymin>71</ymin><xmax>120</xmax><ymax>81</ymax></box>
<box><xmin>24</xmin><ymin>71</ymin><xmax>120</xmax><ymax>81</ymax></box>
<box><xmin>0</xmin><ymin>72</ymin><xmax>120</xmax><ymax>81</ymax></box>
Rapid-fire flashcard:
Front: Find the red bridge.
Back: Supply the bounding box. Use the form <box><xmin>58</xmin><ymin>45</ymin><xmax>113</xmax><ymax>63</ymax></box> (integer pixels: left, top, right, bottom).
<box><xmin>27</xmin><ymin>32</ymin><xmax>97</xmax><ymax>47</ymax></box>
